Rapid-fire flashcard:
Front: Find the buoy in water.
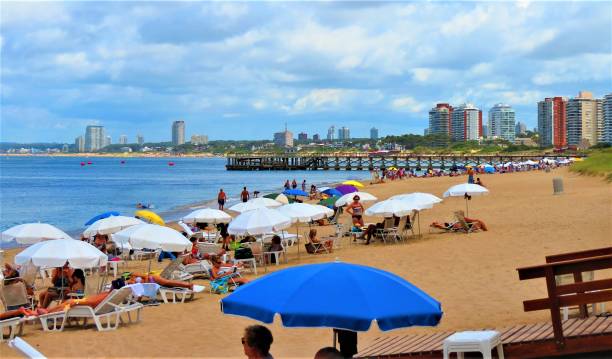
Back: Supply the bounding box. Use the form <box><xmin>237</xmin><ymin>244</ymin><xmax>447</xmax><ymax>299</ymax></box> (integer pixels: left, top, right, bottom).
<box><xmin>168</xmin><ymin>162</ymin><xmax>175</xmax><ymax>166</ymax></box>
<box><xmin>80</xmin><ymin>162</ymin><xmax>85</xmax><ymax>166</ymax></box>
<box><xmin>120</xmin><ymin>160</ymin><xmax>126</xmax><ymax>164</ymax></box>
<box><xmin>87</xmin><ymin>161</ymin><xmax>92</xmax><ymax>165</ymax></box>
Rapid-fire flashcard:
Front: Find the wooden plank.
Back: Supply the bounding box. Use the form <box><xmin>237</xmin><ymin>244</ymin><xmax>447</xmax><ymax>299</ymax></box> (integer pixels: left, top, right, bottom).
<box><xmin>523</xmin><ymin>290</ymin><xmax>612</xmax><ymax>311</ymax></box>
<box><xmin>583</xmin><ymin>316</ymin><xmax>608</xmax><ymax>336</ymax></box>
<box><xmin>556</xmin><ymin>278</ymin><xmax>612</xmax><ymax>295</ymax></box>
<box><xmin>357</xmin><ymin>336</ymin><xmax>400</xmax><ymax>357</ymax></box>
<box><xmin>546</xmin><ymin>247</ymin><xmax>612</xmax><ymax>263</ymax></box>
<box><xmin>565</xmin><ymin>316</ymin><xmax>597</xmax><ymax>337</ymax></box>
<box><xmin>517</xmin><ymin>254</ymin><xmax>612</xmax><ymax>280</ymax></box>
<box><xmin>372</xmin><ymin>335</ymin><xmax>418</xmax><ymax>356</ymax></box>
<box><xmin>409</xmin><ymin>332</ymin><xmax>451</xmax><ymax>353</ymax></box>
<box><xmin>504</xmin><ymin>324</ymin><xmax>537</xmax><ymax>343</ymax></box>
<box><xmin>522</xmin><ymin>322</ymin><xmax>553</xmax><ymax>342</ymax></box>
<box><xmin>559</xmin><ymin>318</ymin><xmax>583</xmax><ymax>338</ymax></box>
<box><xmin>599</xmin><ymin>317</ymin><xmax>612</xmax><ymax>334</ymax></box>
<box><xmin>500</xmin><ymin>325</ymin><xmax>529</xmax><ymax>342</ymax></box>
<box><xmin>374</xmin><ymin>334</ymin><xmax>427</xmax><ymax>356</ymax></box>
<box><xmin>503</xmin><ymin>333</ymin><xmax>612</xmax><ymax>359</ymax></box>
<box><xmin>392</xmin><ymin>333</ymin><xmax>439</xmax><ymax>355</ymax></box>
<box><xmin>531</xmin><ymin>322</ymin><xmax>554</xmax><ymax>341</ymax></box>
<box><xmin>508</xmin><ymin>322</ymin><xmax>548</xmax><ymax>344</ymax></box>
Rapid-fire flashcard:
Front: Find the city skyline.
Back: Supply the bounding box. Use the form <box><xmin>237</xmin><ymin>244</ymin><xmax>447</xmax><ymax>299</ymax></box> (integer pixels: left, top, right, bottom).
<box><xmin>1</xmin><ymin>2</ymin><xmax>610</xmax><ymax>143</ymax></box>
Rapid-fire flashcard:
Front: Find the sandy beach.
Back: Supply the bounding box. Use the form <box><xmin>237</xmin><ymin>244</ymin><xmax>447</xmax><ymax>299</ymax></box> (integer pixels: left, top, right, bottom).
<box><xmin>2</xmin><ymin>167</ymin><xmax>610</xmax><ymax>358</ymax></box>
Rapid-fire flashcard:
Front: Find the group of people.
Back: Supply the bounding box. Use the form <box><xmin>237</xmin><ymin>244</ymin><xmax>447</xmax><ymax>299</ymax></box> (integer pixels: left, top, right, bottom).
<box><xmin>283</xmin><ymin>179</ymin><xmax>307</xmax><ymax>192</ymax></box>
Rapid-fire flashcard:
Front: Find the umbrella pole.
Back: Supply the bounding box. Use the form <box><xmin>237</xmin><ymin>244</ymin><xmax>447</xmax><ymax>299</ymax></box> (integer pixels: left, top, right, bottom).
<box><xmin>418</xmin><ymin>211</ymin><xmax>421</xmax><ymax>238</ymax></box>
<box><xmin>333</xmin><ymin>330</ymin><xmax>337</xmax><ymax>348</ymax></box>
<box><xmin>465</xmin><ymin>197</ymin><xmax>469</xmax><ymax>217</ymax></box>
<box><xmin>296</xmin><ymin>223</ymin><xmax>300</xmax><ymax>262</ymax></box>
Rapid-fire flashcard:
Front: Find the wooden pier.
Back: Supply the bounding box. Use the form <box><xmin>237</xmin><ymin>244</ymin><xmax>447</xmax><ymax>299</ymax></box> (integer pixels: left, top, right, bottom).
<box><xmin>226</xmin><ymin>153</ymin><xmax>571</xmax><ymax>171</ymax></box>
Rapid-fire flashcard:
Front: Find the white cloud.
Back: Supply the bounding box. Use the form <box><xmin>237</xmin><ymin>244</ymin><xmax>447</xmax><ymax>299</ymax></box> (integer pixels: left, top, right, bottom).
<box><xmin>0</xmin><ymin>2</ymin><xmax>69</xmax><ymax>26</ymax></box>
<box><xmin>292</xmin><ymin>89</ymin><xmax>346</xmax><ymax>112</ymax></box>
<box><xmin>252</xmin><ymin>100</ymin><xmax>267</xmax><ymax>110</ymax></box>
<box><xmin>54</xmin><ymin>52</ymin><xmax>100</xmax><ymax>77</ymax></box>
<box><xmin>412</xmin><ymin>68</ymin><xmax>433</xmax><ymax>82</ymax></box>
<box><xmin>391</xmin><ymin>97</ymin><xmax>425</xmax><ymax>113</ymax></box>
<box><xmin>441</xmin><ymin>6</ymin><xmax>490</xmax><ymax>36</ymax></box>
<box><xmin>532</xmin><ymin>53</ymin><xmax>612</xmax><ymax>85</ymax></box>
<box><xmin>500</xmin><ymin>91</ymin><xmax>543</xmax><ymax>105</ymax></box>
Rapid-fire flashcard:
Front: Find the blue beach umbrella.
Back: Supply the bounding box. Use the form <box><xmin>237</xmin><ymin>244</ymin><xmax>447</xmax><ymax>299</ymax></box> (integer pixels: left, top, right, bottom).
<box><xmin>221</xmin><ymin>261</ymin><xmax>442</xmax><ymax>331</ymax></box>
<box><xmin>84</xmin><ymin>211</ymin><xmax>120</xmax><ymax>226</ymax></box>
<box><xmin>322</xmin><ymin>188</ymin><xmax>343</xmax><ymax>197</ymax></box>
<box><xmin>483</xmin><ymin>164</ymin><xmax>495</xmax><ymax>174</ymax></box>
<box><xmin>283</xmin><ymin>189</ymin><xmax>309</xmax><ymax>197</ymax></box>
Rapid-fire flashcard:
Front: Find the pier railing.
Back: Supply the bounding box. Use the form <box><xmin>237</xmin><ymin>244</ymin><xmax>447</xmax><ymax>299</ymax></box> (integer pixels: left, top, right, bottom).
<box><xmin>225</xmin><ymin>153</ymin><xmax>575</xmax><ymax>171</ymax></box>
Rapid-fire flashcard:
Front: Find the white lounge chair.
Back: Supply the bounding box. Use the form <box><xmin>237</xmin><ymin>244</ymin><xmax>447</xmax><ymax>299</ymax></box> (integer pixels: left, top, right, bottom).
<box><xmin>0</xmin><ymin>317</ymin><xmax>23</xmax><ymax>342</ymax></box>
<box><xmin>39</xmin><ymin>287</ymin><xmax>143</xmax><ymax>332</ymax></box>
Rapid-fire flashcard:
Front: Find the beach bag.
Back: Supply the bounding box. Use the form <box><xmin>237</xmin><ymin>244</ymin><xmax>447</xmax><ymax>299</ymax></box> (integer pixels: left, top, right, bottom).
<box><xmin>229</xmin><ymin>241</ymin><xmax>241</xmax><ymax>251</ymax></box>
<box><xmin>305</xmin><ymin>243</ymin><xmax>316</xmax><ymax>254</ymax></box>
<box><xmin>234</xmin><ymin>246</ymin><xmax>253</xmax><ymax>259</ymax></box>
<box><xmin>111</xmin><ymin>277</ymin><xmax>126</xmax><ymax>290</ymax></box>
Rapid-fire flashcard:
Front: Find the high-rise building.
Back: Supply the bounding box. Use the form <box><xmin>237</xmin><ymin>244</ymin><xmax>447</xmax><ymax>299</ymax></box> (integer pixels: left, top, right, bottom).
<box><xmin>488</xmin><ymin>103</ymin><xmax>516</xmax><ymax>142</ymax></box>
<box><xmin>61</xmin><ymin>144</ymin><xmax>69</xmax><ymax>153</ymax></box>
<box><xmin>482</xmin><ymin>124</ymin><xmax>489</xmax><ymax>139</ymax></box>
<box><xmin>273</xmin><ymin>126</ymin><xmax>294</xmax><ymax>147</ymax></box>
<box><xmin>370</xmin><ymin>127</ymin><xmax>379</xmax><ymax>140</ymax></box>
<box><xmin>451</xmin><ymin>103</ymin><xmax>482</xmax><ymax>141</ymax></box>
<box><xmin>312</xmin><ymin>134</ymin><xmax>321</xmax><ymax>142</ymax></box>
<box><xmin>75</xmin><ymin>136</ymin><xmax>85</xmax><ymax>152</ymax></box>
<box><xmin>105</xmin><ymin>136</ymin><xmax>112</xmax><ymax>147</ymax></box>
<box><xmin>428</xmin><ymin>103</ymin><xmax>453</xmax><ymax>139</ymax></box>
<box><xmin>119</xmin><ymin>135</ymin><xmax>128</xmax><ymax>145</ymax></box>
<box><xmin>191</xmin><ymin>134</ymin><xmax>208</xmax><ymax>145</ymax></box>
<box><xmin>338</xmin><ymin>127</ymin><xmax>350</xmax><ymax>141</ymax></box>
<box><xmin>566</xmin><ymin>91</ymin><xmax>602</xmax><ymax>148</ymax></box>
<box><xmin>603</xmin><ymin>94</ymin><xmax>612</xmax><ymax>144</ymax></box>
<box><xmin>298</xmin><ymin>132</ymin><xmax>308</xmax><ymax>141</ymax></box>
<box><xmin>136</xmin><ymin>134</ymin><xmax>144</xmax><ymax>145</ymax></box>
<box><xmin>538</xmin><ymin>97</ymin><xmax>567</xmax><ymax>148</ymax></box>
<box><xmin>515</xmin><ymin>122</ymin><xmax>527</xmax><ymax>136</ymax></box>
<box><xmin>424</xmin><ymin>128</ymin><xmax>430</xmax><ymax>136</ymax></box>
<box><xmin>327</xmin><ymin>126</ymin><xmax>335</xmax><ymax>141</ymax></box>
<box><xmin>84</xmin><ymin>125</ymin><xmax>105</xmax><ymax>151</ymax></box>
<box><xmin>172</xmin><ymin>120</ymin><xmax>185</xmax><ymax>145</ymax></box>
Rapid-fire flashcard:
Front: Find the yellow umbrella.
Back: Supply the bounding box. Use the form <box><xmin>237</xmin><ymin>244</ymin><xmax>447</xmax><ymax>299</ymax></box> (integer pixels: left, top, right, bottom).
<box><xmin>388</xmin><ymin>166</ymin><xmax>398</xmax><ymax>171</ymax></box>
<box><xmin>342</xmin><ymin>180</ymin><xmax>364</xmax><ymax>188</ymax></box>
<box><xmin>134</xmin><ymin>210</ymin><xmax>165</xmax><ymax>225</ymax></box>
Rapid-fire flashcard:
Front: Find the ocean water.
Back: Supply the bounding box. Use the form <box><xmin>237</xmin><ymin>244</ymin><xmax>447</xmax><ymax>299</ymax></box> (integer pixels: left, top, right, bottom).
<box><xmin>0</xmin><ymin>156</ymin><xmax>368</xmax><ymax>237</ymax></box>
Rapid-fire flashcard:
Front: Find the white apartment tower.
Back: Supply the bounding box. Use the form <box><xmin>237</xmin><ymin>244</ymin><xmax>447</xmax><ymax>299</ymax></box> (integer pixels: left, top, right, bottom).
<box><xmin>488</xmin><ymin>104</ymin><xmax>516</xmax><ymax>142</ymax></box>
<box><xmin>84</xmin><ymin>125</ymin><xmax>106</xmax><ymax>151</ymax></box>
<box><xmin>566</xmin><ymin>91</ymin><xmax>601</xmax><ymax>148</ymax></box>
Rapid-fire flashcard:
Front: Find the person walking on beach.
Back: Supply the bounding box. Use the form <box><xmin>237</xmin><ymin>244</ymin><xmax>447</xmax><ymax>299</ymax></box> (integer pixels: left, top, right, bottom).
<box><xmin>218</xmin><ymin>189</ymin><xmax>227</xmax><ymax>210</ymax></box>
<box><xmin>242</xmin><ymin>325</ymin><xmax>274</xmax><ymax>359</ymax></box>
<box><xmin>241</xmin><ymin>187</ymin><xmax>250</xmax><ymax>203</ymax></box>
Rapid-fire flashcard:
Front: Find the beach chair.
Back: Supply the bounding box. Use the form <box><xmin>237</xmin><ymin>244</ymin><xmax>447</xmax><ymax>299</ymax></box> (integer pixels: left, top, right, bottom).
<box><xmin>180</xmin><ymin>261</ymin><xmax>212</xmax><ymax>279</ymax></box>
<box><xmin>158</xmin><ymin>286</ymin><xmax>197</xmax><ymax>304</ymax></box>
<box><xmin>395</xmin><ymin>216</ymin><xmax>409</xmax><ymax>241</ymax></box>
<box><xmin>178</xmin><ymin>221</ymin><xmax>196</xmax><ymax>239</ymax></box>
<box><xmin>454</xmin><ymin>212</ymin><xmax>476</xmax><ymax>233</ymax></box>
<box><xmin>0</xmin><ymin>316</ymin><xmax>24</xmax><ymax>342</ymax></box>
<box><xmin>132</xmin><ymin>248</ymin><xmax>160</xmax><ymax>261</ymax></box>
<box><xmin>304</xmin><ymin>231</ymin><xmax>330</xmax><ymax>254</ymax></box>
<box><xmin>246</xmin><ymin>242</ymin><xmax>285</xmax><ymax>266</ymax></box>
<box><xmin>197</xmin><ymin>243</ymin><xmax>221</xmax><ymax>257</ymax></box>
<box><xmin>158</xmin><ymin>255</ymin><xmax>194</xmax><ymax>282</ymax></box>
<box><xmin>327</xmin><ymin>207</ymin><xmax>343</xmax><ymax>225</ymax></box>
<box><xmin>377</xmin><ymin>218</ymin><xmax>400</xmax><ymax>244</ymax></box>
<box><xmin>40</xmin><ymin>287</ymin><xmax>143</xmax><ymax>332</ymax></box>
<box><xmin>0</xmin><ymin>282</ymin><xmax>32</xmax><ymax>311</ymax></box>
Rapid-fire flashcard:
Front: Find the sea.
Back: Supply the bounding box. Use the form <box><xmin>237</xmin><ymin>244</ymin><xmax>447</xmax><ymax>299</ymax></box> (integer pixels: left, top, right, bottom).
<box><xmin>0</xmin><ymin>156</ymin><xmax>369</xmax><ymax>245</ymax></box>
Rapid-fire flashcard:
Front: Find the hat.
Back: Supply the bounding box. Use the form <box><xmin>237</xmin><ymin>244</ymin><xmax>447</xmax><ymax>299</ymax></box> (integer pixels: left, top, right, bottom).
<box><xmin>353</xmin><ymin>195</ymin><xmax>360</xmax><ymax>200</ymax></box>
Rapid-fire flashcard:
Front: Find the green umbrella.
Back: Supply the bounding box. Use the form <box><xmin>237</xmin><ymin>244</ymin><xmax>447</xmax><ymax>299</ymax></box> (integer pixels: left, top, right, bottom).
<box><xmin>318</xmin><ymin>196</ymin><xmax>339</xmax><ymax>208</ymax></box>
<box><xmin>263</xmin><ymin>193</ymin><xmax>279</xmax><ymax>199</ymax></box>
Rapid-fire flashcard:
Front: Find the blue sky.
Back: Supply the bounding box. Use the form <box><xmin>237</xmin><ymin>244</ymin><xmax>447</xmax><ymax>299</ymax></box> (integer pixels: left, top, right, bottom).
<box><xmin>1</xmin><ymin>1</ymin><xmax>611</xmax><ymax>143</ymax></box>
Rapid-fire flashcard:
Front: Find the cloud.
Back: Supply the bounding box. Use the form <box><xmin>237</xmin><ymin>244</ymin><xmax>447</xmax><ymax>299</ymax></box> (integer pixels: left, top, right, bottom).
<box><xmin>292</xmin><ymin>89</ymin><xmax>346</xmax><ymax>113</ymax></box>
<box><xmin>390</xmin><ymin>97</ymin><xmax>425</xmax><ymax>113</ymax></box>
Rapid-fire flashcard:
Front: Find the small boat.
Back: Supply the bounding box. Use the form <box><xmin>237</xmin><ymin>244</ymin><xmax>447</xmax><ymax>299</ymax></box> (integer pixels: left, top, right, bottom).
<box><xmin>168</xmin><ymin>162</ymin><xmax>175</xmax><ymax>166</ymax></box>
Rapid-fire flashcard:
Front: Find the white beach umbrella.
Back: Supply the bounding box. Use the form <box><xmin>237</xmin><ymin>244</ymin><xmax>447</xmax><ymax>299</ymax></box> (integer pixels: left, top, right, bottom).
<box><xmin>15</xmin><ymin>239</ymin><xmax>107</xmax><ymax>268</ymax></box>
<box><xmin>278</xmin><ymin>203</ymin><xmax>333</xmax><ymax>223</ymax></box>
<box><xmin>83</xmin><ymin>216</ymin><xmax>145</xmax><ymax>238</ymax></box>
<box><xmin>390</xmin><ymin>192</ymin><xmax>443</xmax><ymax>210</ymax></box>
<box><xmin>228</xmin><ymin>207</ymin><xmax>292</xmax><ymax>236</ymax></box>
<box><xmin>443</xmin><ymin>183</ymin><xmax>489</xmax><ymax>216</ymax></box>
<box><xmin>113</xmin><ymin>224</ymin><xmax>191</xmax><ymax>252</ymax></box>
<box><xmin>1</xmin><ymin>223</ymin><xmax>72</xmax><ymax>245</ymax></box>
<box><xmin>335</xmin><ymin>192</ymin><xmax>378</xmax><ymax>207</ymax></box>
<box><xmin>182</xmin><ymin>208</ymin><xmax>232</xmax><ymax>224</ymax></box>
<box><xmin>523</xmin><ymin>160</ymin><xmax>539</xmax><ymax>166</ymax></box>
<box><xmin>274</xmin><ymin>193</ymin><xmax>289</xmax><ymax>205</ymax></box>
<box><xmin>229</xmin><ymin>197</ymin><xmax>283</xmax><ymax>213</ymax></box>
<box><xmin>365</xmin><ymin>199</ymin><xmax>422</xmax><ymax>218</ymax></box>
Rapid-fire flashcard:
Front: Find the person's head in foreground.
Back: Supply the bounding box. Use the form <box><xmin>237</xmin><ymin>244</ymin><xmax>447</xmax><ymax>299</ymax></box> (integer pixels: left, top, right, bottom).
<box><xmin>314</xmin><ymin>347</ymin><xmax>343</xmax><ymax>359</ymax></box>
<box><xmin>242</xmin><ymin>325</ymin><xmax>273</xmax><ymax>358</ymax></box>
<box><xmin>352</xmin><ymin>195</ymin><xmax>360</xmax><ymax>203</ymax></box>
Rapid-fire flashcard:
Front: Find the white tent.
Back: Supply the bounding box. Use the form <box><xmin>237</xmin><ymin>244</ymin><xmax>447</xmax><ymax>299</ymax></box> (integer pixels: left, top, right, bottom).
<box><xmin>2</xmin><ymin>223</ymin><xmax>72</xmax><ymax>245</ymax></box>
<box><xmin>390</xmin><ymin>192</ymin><xmax>443</xmax><ymax>210</ymax></box>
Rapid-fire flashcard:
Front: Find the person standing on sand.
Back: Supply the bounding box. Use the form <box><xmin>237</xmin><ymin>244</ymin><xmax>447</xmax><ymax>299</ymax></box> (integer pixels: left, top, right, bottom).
<box><xmin>467</xmin><ymin>167</ymin><xmax>475</xmax><ymax>184</ymax></box>
<box><xmin>241</xmin><ymin>187</ymin><xmax>250</xmax><ymax>203</ymax></box>
<box><xmin>242</xmin><ymin>325</ymin><xmax>274</xmax><ymax>359</ymax></box>
<box><xmin>218</xmin><ymin>189</ymin><xmax>227</xmax><ymax>210</ymax></box>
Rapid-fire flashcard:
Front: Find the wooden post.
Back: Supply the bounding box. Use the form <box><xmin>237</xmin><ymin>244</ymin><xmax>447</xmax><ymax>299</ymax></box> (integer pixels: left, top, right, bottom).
<box><xmin>572</xmin><ymin>271</ymin><xmax>588</xmax><ymax>318</ymax></box>
<box><xmin>545</xmin><ymin>266</ymin><xmax>565</xmax><ymax>348</ymax></box>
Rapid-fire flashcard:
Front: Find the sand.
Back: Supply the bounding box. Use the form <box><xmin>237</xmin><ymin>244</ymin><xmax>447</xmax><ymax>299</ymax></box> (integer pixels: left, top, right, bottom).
<box><xmin>1</xmin><ymin>167</ymin><xmax>610</xmax><ymax>358</ymax></box>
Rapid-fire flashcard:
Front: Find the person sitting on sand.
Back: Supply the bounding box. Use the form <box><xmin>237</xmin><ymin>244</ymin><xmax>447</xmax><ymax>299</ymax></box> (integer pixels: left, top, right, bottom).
<box><xmin>209</xmin><ymin>255</ymin><xmax>249</xmax><ymax>285</ymax></box>
<box><xmin>38</xmin><ymin>264</ymin><xmax>73</xmax><ymax>308</ymax></box>
<box><xmin>308</xmin><ymin>229</ymin><xmax>333</xmax><ymax>253</ymax></box>
<box><xmin>475</xmin><ymin>177</ymin><xmax>485</xmax><ymax>187</ymax></box>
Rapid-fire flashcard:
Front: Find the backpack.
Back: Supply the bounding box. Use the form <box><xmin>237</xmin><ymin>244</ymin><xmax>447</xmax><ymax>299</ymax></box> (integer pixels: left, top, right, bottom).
<box><xmin>234</xmin><ymin>246</ymin><xmax>253</xmax><ymax>259</ymax></box>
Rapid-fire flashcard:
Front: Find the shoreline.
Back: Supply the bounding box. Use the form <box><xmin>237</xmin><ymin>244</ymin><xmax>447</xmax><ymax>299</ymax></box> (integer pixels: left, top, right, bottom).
<box><xmin>0</xmin><ymin>153</ymin><xmax>223</xmax><ymax>158</ymax></box>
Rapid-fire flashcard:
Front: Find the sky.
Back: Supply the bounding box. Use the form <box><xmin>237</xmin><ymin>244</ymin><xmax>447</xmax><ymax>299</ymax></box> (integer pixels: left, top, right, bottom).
<box><xmin>1</xmin><ymin>1</ymin><xmax>611</xmax><ymax>143</ymax></box>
